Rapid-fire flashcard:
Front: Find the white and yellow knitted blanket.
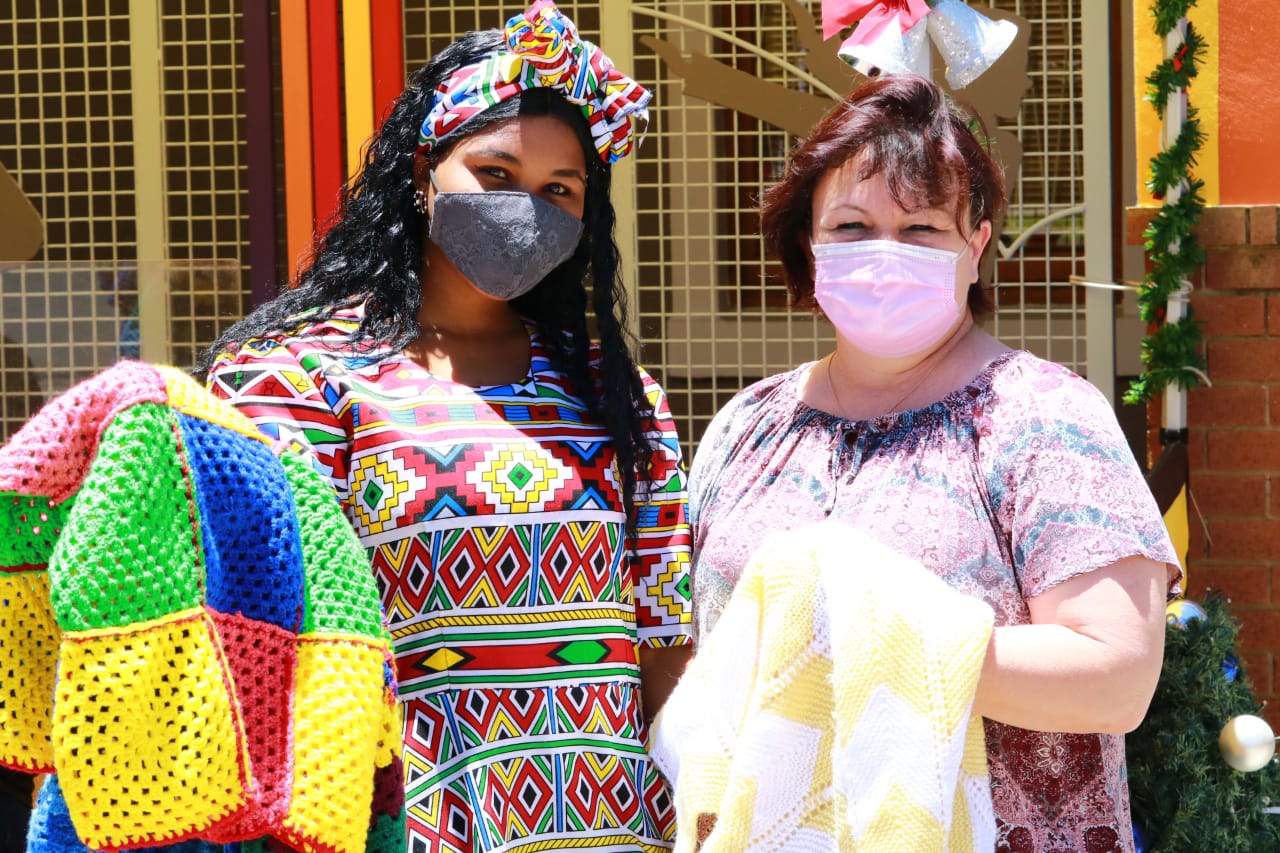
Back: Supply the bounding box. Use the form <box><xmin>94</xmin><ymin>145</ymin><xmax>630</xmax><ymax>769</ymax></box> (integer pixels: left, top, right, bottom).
<box><xmin>651</xmin><ymin>523</ymin><xmax>996</xmax><ymax>852</ymax></box>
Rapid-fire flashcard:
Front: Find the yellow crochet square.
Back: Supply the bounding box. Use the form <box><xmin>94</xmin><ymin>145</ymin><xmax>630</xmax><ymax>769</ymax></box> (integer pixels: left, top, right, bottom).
<box><xmin>52</xmin><ymin>609</ymin><xmax>250</xmax><ymax>849</ymax></box>
<box><xmin>157</xmin><ymin>365</ymin><xmax>272</xmax><ymax>447</ymax></box>
<box><xmin>282</xmin><ymin>636</ymin><xmax>390</xmax><ymax>853</ymax></box>
<box><xmin>0</xmin><ymin>571</ymin><xmax>60</xmax><ymax>772</ymax></box>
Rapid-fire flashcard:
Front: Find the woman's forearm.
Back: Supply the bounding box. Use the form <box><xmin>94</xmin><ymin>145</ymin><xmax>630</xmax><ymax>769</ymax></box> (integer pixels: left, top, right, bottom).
<box><xmin>974</xmin><ymin>621</ymin><xmax>1163</xmax><ymax>734</ymax></box>
<box><xmin>972</xmin><ymin>556</ymin><xmax>1168</xmax><ymax>735</ymax></box>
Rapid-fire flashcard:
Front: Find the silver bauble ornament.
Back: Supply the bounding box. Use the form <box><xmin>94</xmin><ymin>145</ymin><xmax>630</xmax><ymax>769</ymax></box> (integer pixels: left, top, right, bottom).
<box><xmin>1219</xmin><ymin>714</ymin><xmax>1277</xmax><ymax>772</ymax></box>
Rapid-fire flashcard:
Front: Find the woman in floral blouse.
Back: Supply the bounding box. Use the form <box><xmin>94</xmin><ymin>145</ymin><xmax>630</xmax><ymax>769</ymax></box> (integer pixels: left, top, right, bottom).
<box><xmin>688</xmin><ymin>74</ymin><xmax>1180</xmax><ymax>853</ymax></box>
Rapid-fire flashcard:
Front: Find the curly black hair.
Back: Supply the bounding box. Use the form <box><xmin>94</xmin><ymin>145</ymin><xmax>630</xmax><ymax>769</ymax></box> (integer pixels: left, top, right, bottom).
<box><xmin>198</xmin><ymin>30</ymin><xmax>658</xmax><ymax>531</ymax></box>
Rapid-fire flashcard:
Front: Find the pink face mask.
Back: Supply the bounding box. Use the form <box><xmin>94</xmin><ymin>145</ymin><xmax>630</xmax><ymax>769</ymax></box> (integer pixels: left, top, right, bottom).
<box><xmin>812</xmin><ymin>239</ymin><xmax>971</xmax><ymax>359</ymax></box>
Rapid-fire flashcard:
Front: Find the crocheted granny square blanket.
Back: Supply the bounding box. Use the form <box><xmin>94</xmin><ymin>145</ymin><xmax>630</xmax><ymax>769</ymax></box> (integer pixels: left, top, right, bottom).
<box><xmin>651</xmin><ymin>522</ymin><xmax>997</xmax><ymax>852</ymax></box>
<box><xmin>0</xmin><ymin>361</ymin><xmax>403</xmax><ymax>853</ymax></box>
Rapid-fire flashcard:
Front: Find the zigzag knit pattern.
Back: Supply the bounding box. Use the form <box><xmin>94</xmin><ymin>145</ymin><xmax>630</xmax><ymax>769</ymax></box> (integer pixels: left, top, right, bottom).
<box><xmin>650</xmin><ymin>522</ymin><xmax>997</xmax><ymax>852</ymax></box>
<box><xmin>0</xmin><ymin>361</ymin><xmax>405</xmax><ymax>853</ymax></box>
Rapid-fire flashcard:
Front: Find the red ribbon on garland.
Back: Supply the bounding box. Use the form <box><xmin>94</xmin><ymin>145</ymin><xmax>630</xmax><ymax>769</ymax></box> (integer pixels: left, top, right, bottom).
<box><xmin>821</xmin><ymin>0</ymin><xmax>932</xmax><ymax>44</ymax></box>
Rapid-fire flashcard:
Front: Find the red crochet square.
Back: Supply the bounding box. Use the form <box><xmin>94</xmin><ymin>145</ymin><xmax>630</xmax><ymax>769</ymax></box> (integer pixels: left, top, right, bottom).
<box><xmin>207</xmin><ymin>610</ymin><xmax>298</xmax><ymax>842</ymax></box>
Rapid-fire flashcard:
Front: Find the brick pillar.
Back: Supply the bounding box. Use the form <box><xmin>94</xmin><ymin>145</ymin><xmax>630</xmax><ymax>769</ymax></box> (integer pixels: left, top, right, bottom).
<box><xmin>1129</xmin><ymin>205</ymin><xmax>1280</xmax><ymax>728</ymax></box>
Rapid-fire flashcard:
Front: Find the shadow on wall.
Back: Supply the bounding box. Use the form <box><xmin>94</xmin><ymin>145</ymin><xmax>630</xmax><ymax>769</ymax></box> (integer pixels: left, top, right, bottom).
<box><xmin>1115</xmin><ymin>375</ymin><xmax>1150</xmax><ymax>474</ymax></box>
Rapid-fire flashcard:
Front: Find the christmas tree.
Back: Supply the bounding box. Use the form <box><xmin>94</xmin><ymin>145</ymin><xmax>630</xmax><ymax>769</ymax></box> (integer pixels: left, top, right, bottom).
<box><xmin>1127</xmin><ymin>595</ymin><xmax>1280</xmax><ymax>851</ymax></box>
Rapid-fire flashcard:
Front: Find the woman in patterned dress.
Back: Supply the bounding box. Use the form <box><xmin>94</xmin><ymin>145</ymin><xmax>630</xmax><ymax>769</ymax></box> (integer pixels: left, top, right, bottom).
<box><xmin>687</xmin><ymin>74</ymin><xmax>1180</xmax><ymax>853</ymax></box>
<box><xmin>198</xmin><ymin>4</ymin><xmax>693</xmax><ymax>851</ymax></box>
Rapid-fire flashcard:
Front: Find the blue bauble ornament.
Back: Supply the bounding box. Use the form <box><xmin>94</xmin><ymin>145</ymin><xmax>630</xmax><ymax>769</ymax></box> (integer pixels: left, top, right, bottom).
<box><xmin>1166</xmin><ymin>599</ymin><xmax>1208</xmax><ymax>627</ymax></box>
<box><xmin>1133</xmin><ymin>821</ymin><xmax>1147</xmax><ymax>853</ymax></box>
<box><xmin>1224</xmin><ymin>652</ymin><xmax>1240</xmax><ymax>682</ymax></box>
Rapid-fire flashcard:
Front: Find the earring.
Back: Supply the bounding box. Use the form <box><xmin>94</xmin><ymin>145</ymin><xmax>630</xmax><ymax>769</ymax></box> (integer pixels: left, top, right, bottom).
<box><xmin>412</xmin><ymin>187</ymin><xmax>429</xmax><ymax>215</ymax></box>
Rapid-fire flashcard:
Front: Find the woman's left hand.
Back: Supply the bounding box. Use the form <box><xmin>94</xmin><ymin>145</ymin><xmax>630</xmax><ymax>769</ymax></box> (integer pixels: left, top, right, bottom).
<box><xmin>974</xmin><ymin>555</ymin><xmax>1169</xmax><ymax>734</ymax></box>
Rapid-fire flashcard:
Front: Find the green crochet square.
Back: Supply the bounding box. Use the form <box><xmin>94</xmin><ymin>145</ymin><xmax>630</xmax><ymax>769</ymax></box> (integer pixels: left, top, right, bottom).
<box><xmin>364</xmin><ymin>810</ymin><xmax>407</xmax><ymax>853</ymax></box>
<box><xmin>0</xmin><ymin>492</ymin><xmax>72</xmax><ymax>569</ymax></box>
<box><xmin>278</xmin><ymin>451</ymin><xmax>384</xmax><ymax>638</ymax></box>
<box><xmin>49</xmin><ymin>403</ymin><xmax>204</xmax><ymax>630</ymax></box>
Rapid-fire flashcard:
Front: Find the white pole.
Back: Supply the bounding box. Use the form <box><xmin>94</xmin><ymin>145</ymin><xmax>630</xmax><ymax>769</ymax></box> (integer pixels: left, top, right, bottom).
<box><xmin>1161</xmin><ymin>20</ymin><xmax>1190</xmax><ymax>437</ymax></box>
<box><xmin>1082</xmin><ymin>0</ymin><xmax>1116</xmax><ymax>404</ymax></box>
<box><xmin>129</xmin><ymin>0</ymin><xmax>169</xmax><ymax>365</ymax></box>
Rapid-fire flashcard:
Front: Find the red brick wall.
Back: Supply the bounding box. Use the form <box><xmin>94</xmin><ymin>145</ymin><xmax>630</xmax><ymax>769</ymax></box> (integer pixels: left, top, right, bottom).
<box><xmin>1129</xmin><ymin>204</ymin><xmax>1280</xmax><ymax>728</ymax></box>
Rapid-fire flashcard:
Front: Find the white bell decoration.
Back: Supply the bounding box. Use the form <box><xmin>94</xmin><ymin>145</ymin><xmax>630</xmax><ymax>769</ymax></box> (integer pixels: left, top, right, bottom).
<box><xmin>837</xmin><ymin>16</ymin><xmax>931</xmax><ymax>79</ymax></box>
<box><xmin>926</xmin><ymin>0</ymin><xmax>1018</xmax><ymax>88</ymax></box>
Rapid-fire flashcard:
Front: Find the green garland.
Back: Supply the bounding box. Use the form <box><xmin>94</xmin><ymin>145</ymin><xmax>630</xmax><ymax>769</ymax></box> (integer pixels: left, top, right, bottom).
<box><xmin>1124</xmin><ymin>1</ymin><xmax>1209</xmax><ymax>407</ymax></box>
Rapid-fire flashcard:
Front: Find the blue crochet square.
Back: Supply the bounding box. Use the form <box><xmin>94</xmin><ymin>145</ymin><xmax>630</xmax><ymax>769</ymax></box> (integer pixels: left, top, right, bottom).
<box><xmin>178</xmin><ymin>414</ymin><xmax>305</xmax><ymax>631</ymax></box>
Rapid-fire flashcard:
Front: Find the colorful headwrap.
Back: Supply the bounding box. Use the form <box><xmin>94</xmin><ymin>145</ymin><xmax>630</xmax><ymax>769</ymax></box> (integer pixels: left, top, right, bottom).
<box><xmin>417</xmin><ymin>0</ymin><xmax>651</xmax><ymax>164</ymax></box>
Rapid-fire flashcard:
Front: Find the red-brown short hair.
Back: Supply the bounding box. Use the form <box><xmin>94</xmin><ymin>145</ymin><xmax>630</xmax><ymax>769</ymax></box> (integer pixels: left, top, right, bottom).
<box><xmin>761</xmin><ymin>74</ymin><xmax>1006</xmax><ymax>315</ymax></box>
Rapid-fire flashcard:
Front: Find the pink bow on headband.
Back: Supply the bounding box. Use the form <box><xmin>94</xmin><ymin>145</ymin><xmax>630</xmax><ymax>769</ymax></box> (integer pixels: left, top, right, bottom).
<box><xmin>821</xmin><ymin>0</ymin><xmax>932</xmax><ymax>46</ymax></box>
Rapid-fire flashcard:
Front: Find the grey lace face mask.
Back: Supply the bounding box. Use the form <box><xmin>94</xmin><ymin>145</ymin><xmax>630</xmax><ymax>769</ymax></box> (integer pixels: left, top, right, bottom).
<box><xmin>426</xmin><ymin>173</ymin><xmax>585</xmax><ymax>301</ymax></box>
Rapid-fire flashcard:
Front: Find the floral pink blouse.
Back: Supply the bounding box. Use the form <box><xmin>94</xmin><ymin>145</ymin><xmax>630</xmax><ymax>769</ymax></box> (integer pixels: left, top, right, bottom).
<box><xmin>688</xmin><ymin>350</ymin><xmax>1180</xmax><ymax>853</ymax></box>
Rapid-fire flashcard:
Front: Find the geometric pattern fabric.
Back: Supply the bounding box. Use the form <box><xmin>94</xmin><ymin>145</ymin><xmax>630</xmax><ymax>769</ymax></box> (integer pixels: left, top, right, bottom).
<box><xmin>210</xmin><ymin>310</ymin><xmax>692</xmax><ymax>852</ymax></box>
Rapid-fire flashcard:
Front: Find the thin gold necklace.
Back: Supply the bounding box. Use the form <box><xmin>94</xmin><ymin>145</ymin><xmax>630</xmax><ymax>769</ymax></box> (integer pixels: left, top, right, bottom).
<box><xmin>824</xmin><ymin>353</ymin><xmax>936</xmax><ymax>419</ymax></box>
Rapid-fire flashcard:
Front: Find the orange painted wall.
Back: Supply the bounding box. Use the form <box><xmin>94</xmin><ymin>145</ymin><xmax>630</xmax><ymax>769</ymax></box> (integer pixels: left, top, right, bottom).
<box><xmin>1217</xmin><ymin>0</ymin><xmax>1280</xmax><ymax>204</ymax></box>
